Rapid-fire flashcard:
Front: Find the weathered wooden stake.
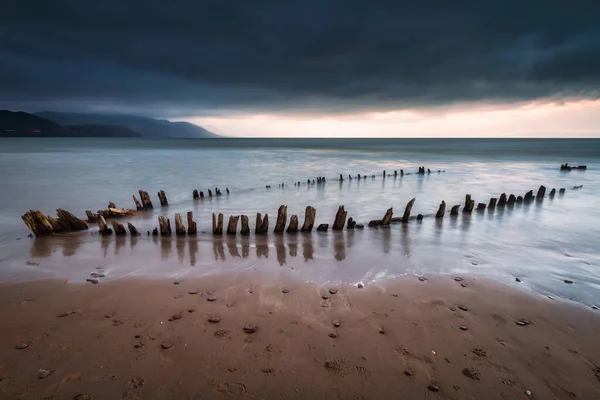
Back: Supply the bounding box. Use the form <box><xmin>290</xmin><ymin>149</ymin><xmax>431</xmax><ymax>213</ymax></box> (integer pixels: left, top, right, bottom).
<box><xmin>227</xmin><ymin>215</ymin><xmax>239</xmax><ymax>235</ymax></box>
<box><xmin>158</xmin><ymin>216</ymin><xmax>171</xmax><ymax>236</ymax></box>
<box><xmin>274</xmin><ymin>205</ymin><xmax>288</xmax><ymax>233</ymax></box>
<box><xmin>316</xmin><ymin>224</ymin><xmax>329</xmax><ymax>232</ymax></box>
<box><xmin>498</xmin><ymin>193</ymin><xmax>507</xmax><ymax>207</ymax></box>
<box><xmin>477</xmin><ymin>203</ymin><xmax>486</xmax><ymax>211</ymax></box>
<box><xmin>175</xmin><ymin>213</ymin><xmax>186</xmax><ymax>235</ymax></box>
<box><xmin>111</xmin><ymin>220</ymin><xmax>127</xmax><ymax>235</ymax></box>
<box><xmin>559</xmin><ymin>188</ymin><xmax>566</xmax><ymax>194</ymax></box>
<box><xmin>208</xmin><ymin>189</ymin><xmax>213</xmax><ymax>197</ymax></box>
<box><xmin>139</xmin><ymin>190</ymin><xmax>153</xmax><ymax>209</ymax></box>
<box><xmin>158</xmin><ymin>190</ymin><xmax>168</xmax><ymax>206</ymax></box>
<box><xmin>301</xmin><ymin>206</ymin><xmax>316</xmax><ymax>232</ymax></box>
<box><xmin>536</xmin><ymin>185</ymin><xmax>546</xmax><ymax>199</ymax></box>
<box><xmin>127</xmin><ymin>222</ymin><xmax>140</xmax><ymax>235</ymax></box>
<box><xmin>240</xmin><ymin>215</ymin><xmax>250</xmax><ymax>235</ymax></box>
<box><xmin>549</xmin><ymin>188</ymin><xmax>556</xmax><ymax>198</ymax></box>
<box><xmin>287</xmin><ymin>215</ymin><xmax>299</xmax><ymax>232</ymax></box>
<box><xmin>347</xmin><ymin>217</ymin><xmax>356</xmax><ymax>229</ymax></box>
<box><xmin>488</xmin><ymin>198</ymin><xmax>497</xmax><ymax>209</ymax></box>
<box><xmin>86</xmin><ymin>210</ymin><xmax>98</xmax><ymax>223</ymax></box>
<box><xmin>381</xmin><ymin>207</ymin><xmax>394</xmax><ymax>225</ymax></box>
<box><xmin>212</xmin><ymin>213</ymin><xmax>223</xmax><ymax>235</ymax></box>
<box><xmin>435</xmin><ymin>201</ymin><xmax>446</xmax><ymax>218</ymax></box>
<box><xmin>98</xmin><ymin>215</ymin><xmax>112</xmax><ymax>236</ymax></box>
<box><xmin>193</xmin><ymin>190</ymin><xmax>200</xmax><ymax>200</ymax></box>
<box><xmin>332</xmin><ymin>206</ymin><xmax>347</xmax><ymax>230</ymax></box>
<box><xmin>133</xmin><ymin>195</ymin><xmax>143</xmax><ymax>210</ymax></box>
<box><xmin>108</xmin><ymin>202</ymin><xmax>116</xmax><ymax>209</ymax></box>
<box><xmin>401</xmin><ymin>198</ymin><xmax>416</xmax><ymax>223</ymax></box>
<box><xmin>187</xmin><ymin>211</ymin><xmax>197</xmax><ymax>235</ymax></box>
<box><xmin>516</xmin><ymin>196</ymin><xmax>524</xmax><ymax>203</ymax></box>
<box><xmin>524</xmin><ymin>190</ymin><xmax>534</xmax><ymax>202</ymax></box>
<box><xmin>450</xmin><ymin>205</ymin><xmax>460</xmax><ymax>215</ymax></box>
<box><xmin>508</xmin><ymin>194</ymin><xmax>516</xmax><ymax>205</ymax></box>
<box><xmin>255</xmin><ymin>213</ymin><xmax>269</xmax><ymax>234</ymax></box>
<box><xmin>463</xmin><ymin>195</ymin><xmax>474</xmax><ymax>213</ymax></box>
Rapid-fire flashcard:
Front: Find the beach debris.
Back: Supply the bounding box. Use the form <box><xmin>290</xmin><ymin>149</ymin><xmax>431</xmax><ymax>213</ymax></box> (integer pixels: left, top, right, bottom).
<box><xmin>240</xmin><ymin>214</ymin><xmax>250</xmax><ymax>235</ymax></box>
<box><xmin>26</xmin><ymin>260</ymin><xmax>40</xmax><ymax>266</ymax></box>
<box><xmin>132</xmin><ymin>194</ymin><xmax>144</xmax><ymax>210</ymax></box>
<box><xmin>458</xmin><ymin>305</ymin><xmax>468</xmax><ymax>311</ymax></box>
<box><xmin>255</xmin><ymin>213</ymin><xmax>269</xmax><ymax>234</ymax></box>
<box><xmin>418</xmin><ymin>276</ymin><xmax>427</xmax><ymax>282</ymax></box>
<box><xmin>516</xmin><ymin>319</ymin><xmax>531</xmax><ymax>326</ymax></box>
<box><xmin>416</xmin><ymin>214</ymin><xmax>424</xmax><ymax>221</ymax></box>
<box><xmin>461</xmin><ymin>283</ymin><xmax>468</xmax><ymax>287</ymax></box>
<box><xmin>592</xmin><ymin>305</ymin><xmax>598</xmax><ymax>310</ymax></box>
<box><xmin>454</xmin><ymin>277</ymin><xmax>463</xmax><ymax>282</ymax></box>
<box><xmin>208</xmin><ymin>316</ymin><xmax>220</xmax><ymax>323</ymax></box>
<box><xmin>85</xmin><ymin>210</ymin><xmax>99</xmax><ymax>223</ymax></box>
<box><xmin>139</xmin><ymin>190</ymin><xmax>153</xmax><ymax>209</ymax></box>
<box><xmin>435</xmin><ymin>201</ymin><xmax>446</xmax><ymax>218</ymax></box>
<box><xmin>227</xmin><ymin>215</ymin><xmax>239</xmax><ymax>235</ymax></box>
<box><xmin>427</xmin><ymin>384</ymin><xmax>439</xmax><ymax>392</ymax></box>
<box><xmin>212</xmin><ymin>213</ymin><xmax>224</xmax><ymax>235</ymax></box>
<box><xmin>187</xmin><ymin>211</ymin><xmax>197</xmax><ymax>235</ymax></box>
<box><xmin>243</xmin><ymin>324</ymin><xmax>258</xmax><ymax>334</ymax></box>
<box><xmin>161</xmin><ymin>342</ymin><xmax>172</xmax><ymax>349</ymax></box>
<box><xmin>463</xmin><ymin>194</ymin><xmax>475</xmax><ymax>213</ymax></box>
<box><xmin>97</xmin><ymin>215</ymin><xmax>112</xmax><ymax>235</ymax></box>
<box><xmin>462</xmin><ymin>368</ymin><xmax>481</xmax><ymax>380</ymax></box>
<box><xmin>15</xmin><ymin>342</ymin><xmax>29</xmax><ymax>350</ymax></box>
<box><xmin>564</xmin><ymin>279</ymin><xmax>574</xmax><ymax>284</ymax></box>
<box><xmin>329</xmin><ymin>288</ymin><xmax>338</xmax><ymax>294</ymax></box>
<box><xmin>404</xmin><ymin>370</ymin><xmax>413</xmax><ymax>377</ymax></box>
<box><xmin>173</xmin><ymin>281</ymin><xmax>180</xmax><ymax>285</ymax></box>
<box><xmin>206</xmin><ymin>295</ymin><xmax>218</xmax><ymax>302</ymax></box>
<box><xmin>357</xmin><ymin>282</ymin><xmax>364</xmax><ymax>289</ymax></box>
<box><xmin>332</xmin><ymin>320</ymin><xmax>341</xmax><ymax>327</ymax></box>
<box><xmin>38</xmin><ymin>369</ymin><xmax>52</xmax><ymax>379</ymax></box>
<box><xmin>21</xmin><ymin>209</ymin><xmax>89</xmax><ymax>236</ymax></box>
<box><xmin>401</xmin><ymin>198</ymin><xmax>416</xmax><ymax>223</ymax></box>
<box><xmin>86</xmin><ymin>278</ymin><xmax>99</xmax><ymax>284</ymax></box>
<box><xmin>332</xmin><ymin>205</ymin><xmax>347</xmax><ymax>230</ymax></box>
<box><xmin>169</xmin><ymin>314</ymin><xmax>182</xmax><ymax>321</ymax></box>
<box><xmin>274</xmin><ymin>205</ymin><xmax>288</xmax><ymax>233</ymax></box>
<box><xmin>188</xmin><ymin>290</ymin><xmax>198</xmax><ymax>295</ymax></box>
<box><xmin>301</xmin><ymin>206</ymin><xmax>317</xmax><ymax>232</ymax></box>
<box><xmin>157</xmin><ymin>190</ymin><xmax>168</xmax><ymax>206</ymax></box>
<box><xmin>459</xmin><ymin>326</ymin><xmax>468</xmax><ymax>331</ymax></box>
<box><xmin>282</xmin><ymin>288</ymin><xmax>289</xmax><ymax>294</ymax></box>
<box><xmin>328</xmin><ymin>332</ymin><xmax>338</xmax><ymax>338</ymax></box>
<box><xmin>73</xmin><ymin>394</ymin><xmax>93</xmax><ymax>400</ymax></box>
<box><xmin>525</xmin><ymin>389</ymin><xmax>532</xmax><ymax>396</ymax></box>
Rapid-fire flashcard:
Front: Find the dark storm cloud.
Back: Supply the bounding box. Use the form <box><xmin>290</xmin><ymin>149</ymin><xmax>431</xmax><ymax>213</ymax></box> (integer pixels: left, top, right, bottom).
<box><xmin>1</xmin><ymin>0</ymin><xmax>599</xmax><ymax>117</ymax></box>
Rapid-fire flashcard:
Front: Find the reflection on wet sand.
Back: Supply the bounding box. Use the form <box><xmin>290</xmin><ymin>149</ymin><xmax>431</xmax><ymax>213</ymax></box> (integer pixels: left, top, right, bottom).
<box><xmin>189</xmin><ymin>239</ymin><xmax>198</xmax><ymax>266</ymax></box>
<box><xmin>333</xmin><ymin>232</ymin><xmax>346</xmax><ymax>261</ymax></box>
<box><xmin>275</xmin><ymin>236</ymin><xmax>286</xmax><ymax>266</ymax></box>
<box><xmin>381</xmin><ymin>227</ymin><xmax>391</xmax><ymax>254</ymax></box>
<box><xmin>213</xmin><ymin>240</ymin><xmax>225</xmax><ymax>261</ymax></box>
<box><xmin>176</xmin><ymin>237</ymin><xmax>185</xmax><ymax>262</ymax></box>
<box><xmin>242</xmin><ymin>242</ymin><xmax>249</xmax><ymax>259</ymax></box>
<box><xmin>101</xmin><ymin>236</ymin><xmax>111</xmax><ymax>258</ymax></box>
<box><xmin>303</xmin><ymin>234</ymin><xmax>314</xmax><ymax>260</ymax></box>
<box><xmin>130</xmin><ymin>235</ymin><xmax>139</xmax><ymax>249</ymax></box>
<box><xmin>227</xmin><ymin>238</ymin><xmax>241</xmax><ymax>258</ymax></box>
<box><xmin>256</xmin><ymin>243</ymin><xmax>269</xmax><ymax>259</ymax></box>
<box><xmin>400</xmin><ymin>224</ymin><xmax>411</xmax><ymax>257</ymax></box>
<box><xmin>161</xmin><ymin>237</ymin><xmax>171</xmax><ymax>259</ymax></box>
<box><xmin>115</xmin><ymin>236</ymin><xmax>126</xmax><ymax>255</ymax></box>
<box><xmin>289</xmin><ymin>241</ymin><xmax>298</xmax><ymax>257</ymax></box>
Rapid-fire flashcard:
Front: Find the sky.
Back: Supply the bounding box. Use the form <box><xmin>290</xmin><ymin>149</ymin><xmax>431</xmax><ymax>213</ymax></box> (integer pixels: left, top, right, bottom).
<box><xmin>1</xmin><ymin>0</ymin><xmax>599</xmax><ymax>137</ymax></box>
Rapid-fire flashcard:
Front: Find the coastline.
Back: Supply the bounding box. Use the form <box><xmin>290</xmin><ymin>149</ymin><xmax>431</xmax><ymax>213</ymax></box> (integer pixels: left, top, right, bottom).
<box><xmin>1</xmin><ymin>273</ymin><xmax>599</xmax><ymax>399</ymax></box>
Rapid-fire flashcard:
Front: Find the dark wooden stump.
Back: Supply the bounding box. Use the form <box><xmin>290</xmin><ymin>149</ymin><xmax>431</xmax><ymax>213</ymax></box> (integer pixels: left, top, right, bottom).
<box><xmin>301</xmin><ymin>206</ymin><xmax>316</xmax><ymax>232</ymax></box>
<box><xmin>463</xmin><ymin>195</ymin><xmax>474</xmax><ymax>213</ymax></box>
<box><xmin>381</xmin><ymin>207</ymin><xmax>394</xmax><ymax>225</ymax></box>
<box><xmin>212</xmin><ymin>213</ymin><xmax>223</xmax><ymax>235</ymax></box>
<box><xmin>536</xmin><ymin>185</ymin><xmax>546</xmax><ymax>199</ymax></box>
<box><xmin>127</xmin><ymin>222</ymin><xmax>140</xmax><ymax>235</ymax></box>
<box><xmin>435</xmin><ymin>201</ymin><xmax>446</xmax><ymax>218</ymax></box>
<box><xmin>208</xmin><ymin>189</ymin><xmax>213</xmax><ymax>197</ymax></box>
<box><xmin>152</xmin><ymin>227</ymin><xmax>158</xmax><ymax>236</ymax></box>
<box><xmin>508</xmin><ymin>194</ymin><xmax>516</xmax><ymax>205</ymax></box>
<box><xmin>549</xmin><ymin>188</ymin><xmax>556</xmax><ymax>197</ymax></box>
<box><xmin>524</xmin><ymin>190</ymin><xmax>534</xmax><ymax>202</ymax></box>
<box><xmin>516</xmin><ymin>196</ymin><xmax>524</xmax><ymax>203</ymax></box>
<box><xmin>175</xmin><ymin>213</ymin><xmax>186</xmax><ymax>235</ymax></box>
<box><xmin>241</xmin><ymin>215</ymin><xmax>250</xmax><ymax>235</ymax></box>
<box><xmin>332</xmin><ymin>206</ymin><xmax>347</xmax><ymax>230</ymax></box>
<box><xmin>139</xmin><ymin>190</ymin><xmax>153</xmax><ymax>209</ymax></box>
<box><xmin>132</xmin><ymin>195</ymin><xmax>143</xmax><ymax>211</ymax></box>
<box><xmin>274</xmin><ymin>205</ymin><xmax>288</xmax><ymax>233</ymax></box>
<box><xmin>559</xmin><ymin>188</ymin><xmax>566</xmax><ymax>194</ymax></box>
<box><xmin>477</xmin><ymin>203</ymin><xmax>486</xmax><ymax>211</ymax></box>
<box><xmin>86</xmin><ymin>210</ymin><xmax>99</xmax><ymax>223</ymax></box>
<box><xmin>158</xmin><ymin>216</ymin><xmax>171</xmax><ymax>236</ymax></box>
<box><xmin>98</xmin><ymin>215</ymin><xmax>112</xmax><ymax>236</ymax></box>
<box><xmin>316</xmin><ymin>223</ymin><xmax>329</xmax><ymax>232</ymax></box>
<box><xmin>187</xmin><ymin>212</ymin><xmax>197</xmax><ymax>235</ymax></box>
<box><xmin>255</xmin><ymin>213</ymin><xmax>269</xmax><ymax>234</ymax></box>
<box><xmin>227</xmin><ymin>215</ymin><xmax>239</xmax><ymax>235</ymax></box>
<box><xmin>417</xmin><ymin>214</ymin><xmax>424</xmax><ymax>220</ymax></box>
<box><xmin>158</xmin><ymin>190</ymin><xmax>168</xmax><ymax>206</ymax></box>
<box><xmin>450</xmin><ymin>205</ymin><xmax>460</xmax><ymax>215</ymax></box>
<box><xmin>108</xmin><ymin>202</ymin><xmax>116</xmax><ymax>209</ymax></box>
<box><xmin>488</xmin><ymin>198</ymin><xmax>497</xmax><ymax>209</ymax></box>
<box><xmin>287</xmin><ymin>215</ymin><xmax>299</xmax><ymax>233</ymax></box>
<box><xmin>347</xmin><ymin>217</ymin><xmax>356</xmax><ymax>229</ymax></box>
<box><xmin>401</xmin><ymin>198</ymin><xmax>416</xmax><ymax>223</ymax></box>
<box><xmin>111</xmin><ymin>220</ymin><xmax>127</xmax><ymax>235</ymax></box>
<box><xmin>498</xmin><ymin>193</ymin><xmax>507</xmax><ymax>207</ymax></box>
<box><xmin>193</xmin><ymin>190</ymin><xmax>200</xmax><ymax>200</ymax></box>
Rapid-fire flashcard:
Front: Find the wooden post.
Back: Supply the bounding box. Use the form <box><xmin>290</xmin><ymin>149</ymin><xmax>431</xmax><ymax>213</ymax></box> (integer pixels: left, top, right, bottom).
<box><xmin>241</xmin><ymin>215</ymin><xmax>250</xmax><ymax>235</ymax></box>
<box><xmin>417</xmin><ymin>214</ymin><xmax>424</xmax><ymax>220</ymax></box>
<box><xmin>86</xmin><ymin>210</ymin><xmax>98</xmax><ymax>223</ymax></box>
<box><xmin>401</xmin><ymin>198</ymin><xmax>416</xmax><ymax>223</ymax></box>
<box><xmin>339</xmin><ymin>174</ymin><xmax>343</xmax><ymax>181</ymax></box>
<box><xmin>524</xmin><ymin>190</ymin><xmax>534</xmax><ymax>202</ymax></box>
<box><xmin>516</xmin><ymin>196</ymin><xmax>524</xmax><ymax>203</ymax></box>
<box><xmin>536</xmin><ymin>185</ymin><xmax>546</xmax><ymax>199</ymax></box>
<box><xmin>133</xmin><ymin>195</ymin><xmax>143</xmax><ymax>210</ymax></box>
<box><xmin>127</xmin><ymin>222</ymin><xmax>140</xmax><ymax>235</ymax></box>
<box><xmin>193</xmin><ymin>190</ymin><xmax>200</xmax><ymax>200</ymax></box>
<box><xmin>208</xmin><ymin>189</ymin><xmax>213</xmax><ymax>197</ymax></box>
<box><xmin>255</xmin><ymin>213</ymin><xmax>263</xmax><ymax>234</ymax></box>
<box><xmin>108</xmin><ymin>202</ymin><xmax>117</xmax><ymax>209</ymax></box>
<box><xmin>227</xmin><ymin>215</ymin><xmax>239</xmax><ymax>235</ymax></box>
<box><xmin>274</xmin><ymin>205</ymin><xmax>288</xmax><ymax>233</ymax></box>
<box><xmin>111</xmin><ymin>220</ymin><xmax>127</xmax><ymax>235</ymax></box>
<box><xmin>549</xmin><ymin>188</ymin><xmax>556</xmax><ymax>198</ymax></box>
<box><xmin>212</xmin><ymin>213</ymin><xmax>223</xmax><ymax>235</ymax></box>
<box><xmin>435</xmin><ymin>201</ymin><xmax>446</xmax><ymax>218</ymax></box>
<box><xmin>158</xmin><ymin>190</ymin><xmax>168</xmax><ymax>206</ymax></box>
<box><xmin>301</xmin><ymin>206</ymin><xmax>316</xmax><ymax>232</ymax></box>
<box><xmin>187</xmin><ymin>212</ymin><xmax>197</xmax><ymax>235</ymax></box>
<box><xmin>98</xmin><ymin>215</ymin><xmax>112</xmax><ymax>235</ymax></box>
<box><xmin>139</xmin><ymin>190</ymin><xmax>153</xmax><ymax>209</ymax></box>
<box><xmin>508</xmin><ymin>194</ymin><xmax>516</xmax><ymax>205</ymax></box>
<box><xmin>287</xmin><ymin>215</ymin><xmax>299</xmax><ymax>232</ymax></box>
<box><xmin>477</xmin><ymin>203</ymin><xmax>486</xmax><ymax>211</ymax></box>
<box><xmin>316</xmin><ymin>224</ymin><xmax>329</xmax><ymax>232</ymax></box>
<box><xmin>450</xmin><ymin>205</ymin><xmax>460</xmax><ymax>215</ymax></box>
<box><xmin>347</xmin><ymin>217</ymin><xmax>356</xmax><ymax>229</ymax></box>
<box><xmin>332</xmin><ymin>206</ymin><xmax>347</xmax><ymax>230</ymax></box>
<box><xmin>175</xmin><ymin>213</ymin><xmax>186</xmax><ymax>235</ymax></box>
<box><xmin>498</xmin><ymin>193</ymin><xmax>507</xmax><ymax>207</ymax></box>
<box><xmin>381</xmin><ymin>207</ymin><xmax>394</xmax><ymax>225</ymax></box>
<box><xmin>488</xmin><ymin>198</ymin><xmax>497</xmax><ymax>209</ymax></box>
<box><xmin>463</xmin><ymin>195</ymin><xmax>474</xmax><ymax>213</ymax></box>
<box><xmin>158</xmin><ymin>216</ymin><xmax>171</xmax><ymax>236</ymax></box>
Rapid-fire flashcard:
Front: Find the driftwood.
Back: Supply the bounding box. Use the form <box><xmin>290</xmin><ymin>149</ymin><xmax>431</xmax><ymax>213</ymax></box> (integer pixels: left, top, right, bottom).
<box><xmin>133</xmin><ymin>195</ymin><xmax>143</xmax><ymax>210</ymax></box>
<box><xmin>536</xmin><ymin>185</ymin><xmax>546</xmax><ymax>199</ymax></box>
<box><xmin>175</xmin><ymin>213</ymin><xmax>186</xmax><ymax>235</ymax></box>
<box><xmin>21</xmin><ymin>209</ymin><xmax>89</xmax><ymax>236</ymax></box>
<box><xmin>508</xmin><ymin>194</ymin><xmax>516</xmax><ymax>205</ymax></box>
<box><xmin>463</xmin><ymin>195</ymin><xmax>474</xmax><ymax>213</ymax></box>
<box><xmin>524</xmin><ymin>190</ymin><xmax>534</xmax><ymax>202</ymax></box>
<box><xmin>274</xmin><ymin>205</ymin><xmax>287</xmax><ymax>233</ymax></box>
<box><xmin>332</xmin><ymin>206</ymin><xmax>347</xmax><ymax>230</ymax></box>
<box><xmin>381</xmin><ymin>207</ymin><xmax>393</xmax><ymax>225</ymax></box>
<box><xmin>477</xmin><ymin>203</ymin><xmax>486</xmax><ymax>211</ymax></box>
<box><xmin>158</xmin><ymin>190</ymin><xmax>168</xmax><ymax>206</ymax></box>
<box><xmin>86</xmin><ymin>210</ymin><xmax>98</xmax><ymax>223</ymax></box>
<box><xmin>227</xmin><ymin>215</ymin><xmax>239</xmax><ymax>235</ymax></box>
<box><xmin>498</xmin><ymin>193</ymin><xmax>507</xmax><ymax>207</ymax></box>
<box><xmin>287</xmin><ymin>215</ymin><xmax>299</xmax><ymax>233</ymax></box>
<box><xmin>401</xmin><ymin>198</ymin><xmax>416</xmax><ymax>223</ymax></box>
<box><xmin>127</xmin><ymin>222</ymin><xmax>140</xmax><ymax>235</ymax></box>
<box><xmin>97</xmin><ymin>207</ymin><xmax>136</xmax><ymax>220</ymax></box>
<box><xmin>139</xmin><ymin>190</ymin><xmax>153</xmax><ymax>209</ymax></box>
<box><xmin>158</xmin><ymin>215</ymin><xmax>171</xmax><ymax>236</ymax></box>
<box><xmin>435</xmin><ymin>201</ymin><xmax>446</xmax><ymax>218</ymax></box>
<box><xmin>450</xmin><ymin>205</ymin><xmax>460</xmax><ymax>215</ymax></box>
<box><xmin>488</xmin><ymin>198</ymin><xmax>497</xmax><ymax>209</ymax></box>
<box><xmin>108</xmin><ymin>202</ymin><xmax>116</xmax><ymax>209</ymax></box>
<box><xmin>98</xmin><ymin>215</ymin><xmax>112</xmax><ymax>235</ymax></box>
<box><xmin>187</xmin><ymin>212</ymin><xmax>197</xmax><ymax>235</ymax></box>
<box><xmin>368</xmin><ymin>219</ymin><xmax>381</xmax><ymax>227</ymax></box>
<box><xmin>212</xmin><ymin>213</ymin><xmax>223</xmax><ymax>235</ymax></box>
<box><xmin>301</xmin><ymin>206</ymin><xmax>316</xmax><ymax>232</ymax></box>
<box><xmin>240</xmin><ymin>215</ymin><xmax>250</xmax><ymax>235</ymax></box>
<box><xmin>316</xmin><ymin>223</ymin><xmax>329</xmax><ymax>232</ymax></box>
<box><xmin>111</xmin><ymin>220</ymin><xmax>127</xmax><ymax>235</ymax></box>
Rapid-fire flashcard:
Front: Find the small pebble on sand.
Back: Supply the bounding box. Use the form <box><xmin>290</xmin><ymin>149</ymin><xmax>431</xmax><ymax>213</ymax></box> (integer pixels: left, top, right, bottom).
<box><xmin>86</xmin><ymin>278</ymin><xmax>99</xmax><ymax>284</ymax></box>
<box><xmin>592</xmin><ymin>305</ymin><xmax>598</xmax><ymax>310</ymax></box>
<box><xmin>173</xmin><ymin>281</ymin><xmax>180</xmax><ymax>285</ymax></box>
<box><xmin>328</xmin><ymin>333</ymin><xmax>338</xmax><ymax>338</ymax></box>
<box><xmin>378</xmin><ymin>329</ymin><xmax>386</xmax><ymax>335</ymax></box>
<box><xmin>208</xmin><ymin>316</ymin><xmax>220</xmax><ymax>323</ymax></box>
<box><xmin>516</xmin><ymin>319</ymin><xmax>531</xmax><ymax>326</ymax></box>
<box><xmin>282</xmin><ymin>289</ymin><xmax>289</xmax><ymax>294</ymax></box>
<box><xmin>461</xmin><ymin>283</ymin><xmax>468</xmax><ymax>288</ymax></box>
<box><xmin>188</xmin><ymin>290</ymin><xmax>199</xmax><ymax>295</ymax></box>
<box><xmin>322</xmin><ymin>295</ymin><xmax>329</xmax><ymax>300</ymax></box>
<box><xmin>243</xmin><ymin>324</ymin><xmax>258</xmax><ymax>334</ymax></box>
<box><xmin>206</xmin><ymin>295</ymin><xmax>218</xmax><ymax>302</ymax></box>
<box><xmin>516</xmin><ymin>278</ymin><xmax>522</xmax><ymax>282</ymax></box>
<box><xmin>404</xmin><ymin>370</ymin><xmax>413</xmax><ymax>377</ymax></box>
<box><xmin>418</xmin><ymin>277</ymin><xmax>427</xmax><ymax>282</ymax></box>
<box><xmin>161</xmin><ymin>342</ymin><xmax>172</xmax><ymax>349</ymax></box>
<box><xmin>134</xmin><ymin>334</ymin><xmax>141</xmax><ymax>339</ymax></box>
<box><xmin>454</xmin><ymin>277</ymin><xmax>463</xmax><ymax>282</ymax></box>
<box><xmin>428</xmin><ymin>384</ymin><xmax>439</xmax><ymax>392</ymax></box>
<box><xmin>564</xmin><ymin>280</ymin><xmax>574</xmax><ymax>284</ymax></box>
<box><xmin>329</xmin><ymin>289</ymin><xmax>338</xmax><ymax>294</ymax></box>
<box><xmin>169</xmin><ymin>314</ymin><xmax>182</xmax><ymax>321</ymax></box>
<box><xmin>38</xmin><ymin>369</ymin><xmax>52</xmax><ymax>379</ymax></box>
<box><xmin>332</xmin><ymin>320</ymin><xmax>341</xmax><ymax>327</ymax></box>
<box><xmin>458</xmin><ymin>305</ymin><xmax>468</xmax><ymax>311</ymax></box>
<box><xmin>188</xmin><ymin>309</ymin><xmax>195</xmax><ymax>313</ymax></box>
<box><xmin>459</xmin><ymin>326</ymin><xmax>468</xmax><ymax>331</ymax></box>
<box><xmin>15</xmin><ymin>343</ymin><xmax>29</xmax><ymax>350</ymax></box>
<box><xmin>357</xmin><ymin>282</ymin><xmax>364</xmax><ymax>289</ymax></box>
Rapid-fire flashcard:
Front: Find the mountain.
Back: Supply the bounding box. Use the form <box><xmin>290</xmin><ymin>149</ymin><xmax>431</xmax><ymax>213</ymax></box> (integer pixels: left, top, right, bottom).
<box><xmin>36</xmin><ymin>111</ymin><xmax>217</xmax><ymax>138</ymax></box>
<box><xmin>0</xmin><ymin>110</ymin><xmax>77</xmax><ymax>137</ymax></box>
<box><xmin>67</xmin><ymin>125</ymin><xmax>141</xmax><ymax>137</ymax></box>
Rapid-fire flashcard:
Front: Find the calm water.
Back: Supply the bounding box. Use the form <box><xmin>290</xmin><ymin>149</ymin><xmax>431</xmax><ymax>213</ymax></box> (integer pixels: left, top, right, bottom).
<box><xmin>0</xmin><ymin>138</ymin><xmax>599</xmax><ymax>306</ymax></box>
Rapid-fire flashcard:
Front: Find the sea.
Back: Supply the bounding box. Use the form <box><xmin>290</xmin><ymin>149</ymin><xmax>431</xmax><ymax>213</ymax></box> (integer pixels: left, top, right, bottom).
<box><xmin>0</xmin><ymin>138</ymin><xmax>599</xmax><ymax>306</ymax></box>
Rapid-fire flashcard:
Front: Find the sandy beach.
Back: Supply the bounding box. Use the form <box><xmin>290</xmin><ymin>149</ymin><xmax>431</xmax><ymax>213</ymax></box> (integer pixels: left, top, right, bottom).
<box><xmin>1</xmin><ymin>273</ymin><xmax>599</xmax><ymax>399</ymax></box>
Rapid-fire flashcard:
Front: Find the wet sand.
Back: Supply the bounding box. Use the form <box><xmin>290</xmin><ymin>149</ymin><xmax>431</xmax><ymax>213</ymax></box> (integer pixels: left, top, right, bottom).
<box><xmin>1</xmin><ymin>273</ymin><xmax>599</xmax><ymax>399</ymax></box>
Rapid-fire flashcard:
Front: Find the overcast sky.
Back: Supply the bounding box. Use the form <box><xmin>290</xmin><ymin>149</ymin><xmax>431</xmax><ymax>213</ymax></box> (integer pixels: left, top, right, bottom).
<box><xmin>1</xmin><ymin>1</ymin><xmax>599</xmax><ymax>137</ymax></box>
